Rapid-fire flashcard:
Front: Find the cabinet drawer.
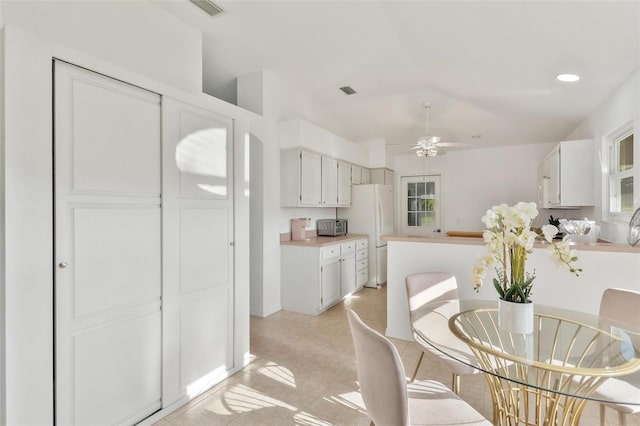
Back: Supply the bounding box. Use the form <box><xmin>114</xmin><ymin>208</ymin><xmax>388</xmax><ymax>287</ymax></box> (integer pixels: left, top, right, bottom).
<box><xmin>356</xmin><ymin>239</ymin><xmax>368</xmax><ymax>250</ymax></box>
<box><xmin>321</xmin><ymin>245</ymin><xmax>340</xmax><ymax>260</ymax></box>
<box><xmin>357</xmin><ymin>269</ymin><xmax>368</xmax><ymax>286</ymax></box>
<box><xmin>357</xmin><ymin>258</ymin><xmax>368</xmax><ymax>271</ymax></box>
<box><xmin>356</xmin><ymin>249</ymin><xmax>367</xmax><ymax>261</ymax></box>
<box><xmin>341</xmin><ymin>241</ymin><xmax>355</xmax><ymax>254</ymax></box>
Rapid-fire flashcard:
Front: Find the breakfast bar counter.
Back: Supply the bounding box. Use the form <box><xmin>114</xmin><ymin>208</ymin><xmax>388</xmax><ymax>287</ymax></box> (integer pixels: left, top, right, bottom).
<box><xmin>382</xmin><ymin>234</ymin><xmax>640</xmax><ymax>341</ymax></box>
<box><xmin>280</xmin><ymin>233</ymin><xmax>368</xmax><ymax>247</ymax></box>
<box><xmin>382</xmin><ymin>234</ymin><xmax>640</xmax><ymax>253</ymax></box>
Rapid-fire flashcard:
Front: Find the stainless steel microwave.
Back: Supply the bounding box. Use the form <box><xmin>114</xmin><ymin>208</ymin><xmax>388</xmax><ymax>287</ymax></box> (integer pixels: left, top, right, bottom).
<box><xmin>317</xmin><ymin>219</ymin><xmax>348</xmax><ymax>236</ymax></box>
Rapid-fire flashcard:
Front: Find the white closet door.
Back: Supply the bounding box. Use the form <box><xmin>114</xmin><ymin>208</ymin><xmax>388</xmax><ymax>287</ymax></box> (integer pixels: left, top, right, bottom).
<box><xmin>162</xmin><ymin>97</ymin><xmax>234</xmax><ymax>405</ymax></box>
<box><xmin>54</xmin><ymin>61</ymin><xmax>162</xmax><ymax>425</ymax></box>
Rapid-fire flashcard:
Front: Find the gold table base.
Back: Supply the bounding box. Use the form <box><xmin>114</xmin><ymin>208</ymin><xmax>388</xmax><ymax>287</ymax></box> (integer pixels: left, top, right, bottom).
<box><xmin>450</xmin><ymin>309</ymin><xmax>640</xmax><ymax>426</ymax></box>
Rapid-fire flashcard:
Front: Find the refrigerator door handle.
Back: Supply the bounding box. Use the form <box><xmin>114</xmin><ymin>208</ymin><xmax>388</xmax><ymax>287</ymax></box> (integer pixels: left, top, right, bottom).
<box><xmin>377</xmin><ymin>198</ymin><xmax>383</xmax><ymax>237</ymax></box>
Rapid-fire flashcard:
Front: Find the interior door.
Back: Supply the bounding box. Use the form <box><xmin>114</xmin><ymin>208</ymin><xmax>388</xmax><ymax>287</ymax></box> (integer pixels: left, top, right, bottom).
<box><xmin>400</xmin><ymin>175</ymin><xmax>442</xmax><ymax>236</ymax></box>
<box><xmin>54</xmin><ymin>61</ymin><xmax>162</xmax><ymax>425</ymax></box>
<box><xmin>161</xmin><ymin>97</ymin><xmax>234</xmax><ymax>404</ymax></box>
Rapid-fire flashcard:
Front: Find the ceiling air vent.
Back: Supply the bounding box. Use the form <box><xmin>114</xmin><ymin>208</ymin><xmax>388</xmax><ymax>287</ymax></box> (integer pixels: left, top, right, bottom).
<box><xmin>188</xmin><ymin>0</ymin><xmax>224</xmax><ymax>17</ymax></box>
<box><xmin>339</xmin><ymin>86</ymin><xmax>357</xmax><ymax>95</ymax></box>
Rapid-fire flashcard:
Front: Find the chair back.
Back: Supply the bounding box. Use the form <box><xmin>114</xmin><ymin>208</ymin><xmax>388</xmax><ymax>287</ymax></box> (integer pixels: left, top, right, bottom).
<box><xmin>405</xmin><ymin>272</ymin><xmax>459</xmax><ymax>313</ymax></box>
<box><xmin>600</xmin><ymin>288</ymin><xmax>640</xmax><ymax>327</ymax></box>
<box><xmin>347</xmin><ymin>310</ymin><xmax>409</xmax><ymax>426</ymax></box>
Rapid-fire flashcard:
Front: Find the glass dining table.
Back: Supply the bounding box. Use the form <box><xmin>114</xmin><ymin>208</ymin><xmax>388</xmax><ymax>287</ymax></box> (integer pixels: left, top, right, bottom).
<box><xmin>411</xmin><ymin>300</ymin><xmax>640</xmax><ymax>426</ymax></box>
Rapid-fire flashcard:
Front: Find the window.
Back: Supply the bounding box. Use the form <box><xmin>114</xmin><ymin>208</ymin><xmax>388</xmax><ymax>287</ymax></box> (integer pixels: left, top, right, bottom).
<box><xmin>401</xmin><ymin>175</ymin><xmax>441</xmax><ymax>235</ymax></box>
<box><xmin>608</xmin><ymin>123</ymin><xmax>635</xmax><ymax>219</ymax></box>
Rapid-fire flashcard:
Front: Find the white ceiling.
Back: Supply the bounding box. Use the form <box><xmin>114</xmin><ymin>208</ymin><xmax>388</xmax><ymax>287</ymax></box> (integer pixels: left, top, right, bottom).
<box><xmin>156</xmin><ymin>0</ymin><xmax>640</xmax><ymax>152</ymax></box>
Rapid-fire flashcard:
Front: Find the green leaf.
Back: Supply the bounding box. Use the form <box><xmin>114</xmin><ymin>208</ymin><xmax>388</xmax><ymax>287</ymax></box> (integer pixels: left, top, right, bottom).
<box><xmin>493</xmin><ymin>278</ymin><xmax>505</xmax><ymax>298</ymax></box>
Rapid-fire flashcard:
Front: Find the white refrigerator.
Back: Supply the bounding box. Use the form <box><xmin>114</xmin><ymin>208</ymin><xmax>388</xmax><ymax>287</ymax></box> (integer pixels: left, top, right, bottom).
<box><xmin>339</xmin><ymin>184</ymin><xmax>394</xmax><ymax>288</ymax></box>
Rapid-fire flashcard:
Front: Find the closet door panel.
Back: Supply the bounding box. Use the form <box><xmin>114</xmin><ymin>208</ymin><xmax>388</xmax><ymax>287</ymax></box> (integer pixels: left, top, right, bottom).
<box><xmin>54</xmin><ymin>61</ymin><xmax>162</xmax><ymax>425</ymax></box>
<box><xmin>73</xmin><ymin>311</ymin><xmax>161</xmax><ymax>426</ymax></box>
<box><xmin>73</xmin><ymin>207</ymin><xmax>161</xmax><ymax>316</ymax></box>
<box><xmin>69</xmin><ymin>73</ymin><xmax>160</xmax><ymax>195</ymax></box>
<box><xmin>162</xmin><ymin>97</ymin><xmax>234</xmax><ymax>406</ymax></box>
<box><xmin>179</xmin><ymin>207</ymin><xmax>229</xmax><ymax>294</ymax></box>
<box><xmin>176</xmin><ymin>111</ymin><xmax>229</xmax><ymax>200</ymax></box>
<box><xmin>180</xmin><ymin>290</ymin><xmax>231</xmax><ymax>386</ymax></box>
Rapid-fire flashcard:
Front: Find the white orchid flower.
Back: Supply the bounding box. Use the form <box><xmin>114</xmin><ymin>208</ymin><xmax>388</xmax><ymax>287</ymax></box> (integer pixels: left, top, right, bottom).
<box><xmin>541</xmin><ymin>224</ymin><xmax>558</xmax><ymax>242</ymax></box>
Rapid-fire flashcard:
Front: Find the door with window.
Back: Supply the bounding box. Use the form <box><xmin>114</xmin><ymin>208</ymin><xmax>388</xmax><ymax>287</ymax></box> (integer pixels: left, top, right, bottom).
<box><xmin>609</xmin><ymin>129</ymin><xmax>635</xmax><ymax>217</ymax></box>
<box><xmin>400</xmin><ymin>176</ymin><xmax>442</xmax><ymax>236</ymax></box>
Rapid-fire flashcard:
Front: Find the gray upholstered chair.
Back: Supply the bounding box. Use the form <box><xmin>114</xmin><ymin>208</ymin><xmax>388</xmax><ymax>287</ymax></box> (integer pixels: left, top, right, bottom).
<box><xmin>593</xmin><ymin>288</ymin><xmax>640</xmax><ymax>426</ymax></box>
<box><xmin>347</xmin><ymin>310</ymin><xmax>490</xmax><ymax>426</ymax></box>
<box><xmin>405</xmin><ymin>272</ymin><xmax>480</xmax><ymax>393</ymax></box>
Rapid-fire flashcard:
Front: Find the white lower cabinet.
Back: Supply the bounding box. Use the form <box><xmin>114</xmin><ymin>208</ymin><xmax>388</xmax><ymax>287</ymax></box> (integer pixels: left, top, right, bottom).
<box><xmin>282</xmin><ymin>238</ymin><xmax>366</xmax><ymax>315</ymax></box>
<box><xmin>340</xmin><ymin>242</ymin><xmax>356</xmax><ymax>297</ymax></box>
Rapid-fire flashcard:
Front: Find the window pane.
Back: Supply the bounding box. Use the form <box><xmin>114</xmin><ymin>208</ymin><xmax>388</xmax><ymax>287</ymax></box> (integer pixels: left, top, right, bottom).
<box><xmin>420</xmin><ymin>212</ymin><xmax>436</xmax><ymax>226</ymax></box>
<box><xmin>618</xmin><ymin>134</ymin><xmax>634</xmax><ymax>172</ymax></box>
<box><xmin>621</xmin><ymin>176</ymin><xmax>634</xmax><ymax>212</ymax></box>
<box><xmin>408</xmin><ymin>197</ymin><xmax>417</xmax><ymax>211</ymax></box>
<box><xmin>426</xmin><ymin>181</ymin><xmax>435</xmax><ymax>196</ymax></box>
<box><xmin>416</xmin><ymin>182</ymin><xmax>426</xmax><ymax>196</ymax></box>
<box><xmin>407</xmin><ymin>182</ymin><xmax>416</xmax><ymax>196</ymax></box>
<box><xmin>408</xmin><ymin>212</ymin><xmax>417</xmax><ymax>226</ymax></box>
<box><xmin>419</xmin><ymin>197</ymin><xmax>435</xmax><ymax>212</ymax></box>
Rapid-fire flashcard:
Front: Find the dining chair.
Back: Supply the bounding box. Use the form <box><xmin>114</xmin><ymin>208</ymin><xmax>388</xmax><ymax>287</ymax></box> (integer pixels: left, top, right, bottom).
<box><xmin>347</xmin><ymin>310</ymin><xmax>490</xmax><ymax>426</ymax></box>
<box><xmin>593</xmin><ymin>288</ymin><xmax>640</xmax><ymax>426</ymax></box>
<box><xmin>405</xmin><ymin>272</ymin><xmax>480</xmax><ymax>393</ymax></box>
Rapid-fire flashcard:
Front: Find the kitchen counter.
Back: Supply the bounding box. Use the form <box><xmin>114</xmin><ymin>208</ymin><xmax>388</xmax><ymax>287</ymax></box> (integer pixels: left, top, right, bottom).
<box><xmin>382</xmin><ymin>234</ymin><xmax>640</xmax><ymax>254</ymax></box>
<box><xmin>281</xmin><ymin>233</ymin><xmax>368</xmax><ymax>247</ymax></box>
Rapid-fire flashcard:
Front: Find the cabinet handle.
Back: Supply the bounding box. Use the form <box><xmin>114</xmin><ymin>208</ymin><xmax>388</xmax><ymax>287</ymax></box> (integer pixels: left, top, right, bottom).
<box><xmin>58</xmin><ymin>262</ymin><xmax>69</xmax><ymax>269</ymax></box>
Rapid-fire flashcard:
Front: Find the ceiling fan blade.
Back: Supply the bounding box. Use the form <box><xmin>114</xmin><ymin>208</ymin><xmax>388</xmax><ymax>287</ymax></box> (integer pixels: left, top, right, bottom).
<box><xmin>438</xmin><ymin>142</ymin><xmax>472</xmax><ymax>147</ymax></box>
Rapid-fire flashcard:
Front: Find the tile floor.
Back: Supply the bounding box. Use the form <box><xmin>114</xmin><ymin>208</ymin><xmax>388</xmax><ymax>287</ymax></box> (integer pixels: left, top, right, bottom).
<box><xmin>156</xmin><ymin>287</ymin><xmax>637</xmax><ymax>425</ymax></box>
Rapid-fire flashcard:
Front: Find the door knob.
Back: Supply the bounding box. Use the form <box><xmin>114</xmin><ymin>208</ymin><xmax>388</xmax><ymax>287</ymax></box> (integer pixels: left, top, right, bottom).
<box><xmin>58</xmin><ymin>262</ymin><xmax>69</xmax><ymax>269</ymax></box>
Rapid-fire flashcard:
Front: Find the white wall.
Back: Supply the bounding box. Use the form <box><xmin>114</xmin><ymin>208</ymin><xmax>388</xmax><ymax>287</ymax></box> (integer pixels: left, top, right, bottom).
<box><xmin>393</xmin><ymin>143</ymin><xmax>557</xmax><ymax>233</ymax></box>
<box><xmin>361</xmin><ymin>138</ymin><xmax>388</xmax><ymax>168</ymax></box>
<box><xmin>0</xmin><ymin>1</ymin><xmax>202</xmax><ymax>93</ymax></box>
<box><xmin>565</xmin><ymin>71</ymin><xmax>639</xmax><ymax>243</ymax></box>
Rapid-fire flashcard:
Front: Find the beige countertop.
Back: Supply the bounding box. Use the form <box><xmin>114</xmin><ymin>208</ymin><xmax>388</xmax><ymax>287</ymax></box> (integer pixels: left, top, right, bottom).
<box><xmin>382</xmin><ymin>234</ymin><xmax>640</xmax><ymax>254</ymax></box>
<box><xmin>281</xmin><ymin>233</ymin><xmax>368</xmax><ymax>248</ymax></box>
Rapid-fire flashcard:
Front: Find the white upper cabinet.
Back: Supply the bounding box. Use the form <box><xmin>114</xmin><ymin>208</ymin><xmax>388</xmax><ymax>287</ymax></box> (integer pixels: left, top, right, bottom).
<box><xmin>321</xmin><ymin>156</ymin><xmax>338</xmax><ymax>206</ymax></box>
<box><xmin>539</xmin><ymin>140</ymin><xmax>594</xmax><ymax>208</ymax></box>
<box><xmin>371</xmin><ymin>167</ymin><xmax>394</xmax><ymax>186</ymax></box>
<box><xmin>338</xmin><ymin>161</ymin><xmax>352</xmax><ymax>206</ymax></box>
<box><xmin>352</xmin><ymin>165</ymin><xmax>362</xmax><ymax>185</ymax></box>
<box><xmin>361</xmin><ymin>168</ymin><xmax>371</xmax><ymax>184</ymax></box>
<box><xmin>301</xmin><ymin>150</ymin><xmax>322</xmax><ymax>206</ymax></box>
<box><xmin>281</xmin><ymin>148</ymin><xmax>353</xmax><ymax>208</ymax></box>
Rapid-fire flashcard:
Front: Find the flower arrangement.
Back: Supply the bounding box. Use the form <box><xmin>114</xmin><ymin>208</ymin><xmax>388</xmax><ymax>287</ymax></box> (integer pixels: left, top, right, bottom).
<box><xmin>472</xmin><ymin>202</ymin><xmax>581</xmax><ymax>303</ymax></box>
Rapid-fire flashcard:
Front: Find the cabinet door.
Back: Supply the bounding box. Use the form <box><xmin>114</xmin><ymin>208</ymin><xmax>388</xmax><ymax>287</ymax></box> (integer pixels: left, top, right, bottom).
<box><xmin>361</xmin><ymin>168</ymin><xmax>371</xmax><ymax>184</ymax></box>
<box><xmin>321</xmin><ymin>257</ymin><xmax>341</xmax><ymax>308</ymax></box>
<box><xmin>340</xmin><ymin>253</ymin><xmax>356</xmax><ymax>297</ymax></box>
<box><xmin>352</xmin><ymin>165</ymin><xmax>362</xmax><ymax>185</ymax></box>
<box><xmin>338</xmin><ymin>161</ymin><xmax>352</xmax><ymax>206</ymax></box>
<box><xmin>547</xmin><ymin>147</ymin><xmax>560</xmax><ymax>205</ymax></box>
<box><xmin>301</xmin><ymin>150</ymin><xmax>322</xmax><ymax>206</ymax></box>
<box><xmin>384</xmin><ymin>170</ymin><xmax>394</xmax><ymax>186</ymax></box>
<box><xmin>321</xmin><ymin>156</ymin><xmax>338</xmax><ymax>206</ymax></box>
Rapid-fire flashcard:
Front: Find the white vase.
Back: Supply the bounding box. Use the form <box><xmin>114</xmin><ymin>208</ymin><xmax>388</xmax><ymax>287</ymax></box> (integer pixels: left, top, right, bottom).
<box><xmin>498</xmin><ymin>299</ymin><xmax>534</xmax><ymax>334</ymax></box>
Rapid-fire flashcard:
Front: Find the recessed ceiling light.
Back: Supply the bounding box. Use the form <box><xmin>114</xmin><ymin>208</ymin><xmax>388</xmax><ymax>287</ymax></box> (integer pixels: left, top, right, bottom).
<box><xmin>556</xmin><ymin>73</ymin><xmax>580</xmax><ymax>82</ymax></box>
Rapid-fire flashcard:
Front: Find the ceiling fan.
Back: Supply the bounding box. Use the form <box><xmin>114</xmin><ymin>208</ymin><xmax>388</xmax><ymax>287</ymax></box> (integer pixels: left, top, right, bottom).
<box><xmin>392</xmin><ymin>102</ymin><xmax>468</xmax><ymax>157</ymax></box>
